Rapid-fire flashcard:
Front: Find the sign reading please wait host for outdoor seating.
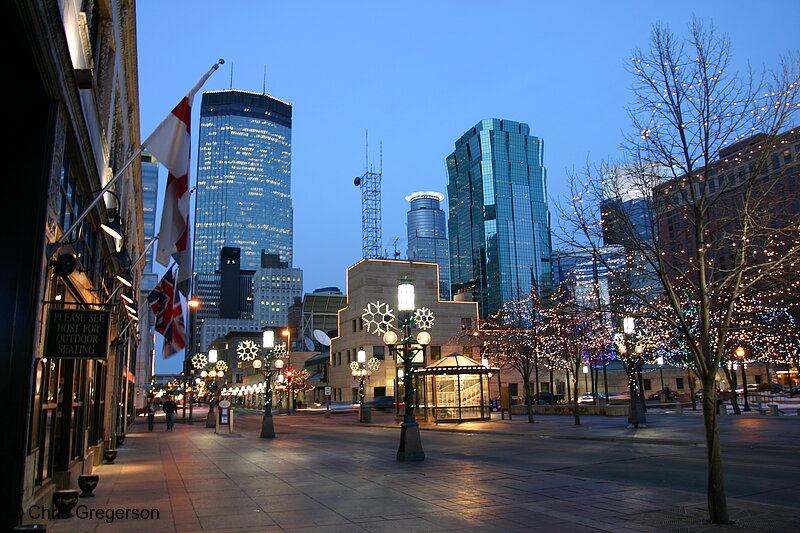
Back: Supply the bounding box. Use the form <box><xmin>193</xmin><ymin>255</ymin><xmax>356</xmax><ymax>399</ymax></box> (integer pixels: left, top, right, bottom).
<box><xmin>44</xmin><ymin>308</ymin><xmax>110</xmax><ymax>359</ymax></box>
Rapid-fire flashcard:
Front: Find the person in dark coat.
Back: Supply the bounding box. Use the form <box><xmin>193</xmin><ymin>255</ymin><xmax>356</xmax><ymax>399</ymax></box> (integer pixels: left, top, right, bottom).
<box><xmin>162</xmin><ymin>396</ymin><xmax>178</xmax><ymax>431</ymax></box>
<box><xmin>145</xmin><ymin>397</ymin><xmax>158</xmax><ymax>431</ymax></box>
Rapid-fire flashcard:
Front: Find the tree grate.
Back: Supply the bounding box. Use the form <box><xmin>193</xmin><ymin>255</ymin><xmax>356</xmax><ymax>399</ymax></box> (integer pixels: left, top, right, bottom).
<box><xmin>624</xmin><ymin>505</ymin><xmax>795</xmax><ymax>532</ymax></box>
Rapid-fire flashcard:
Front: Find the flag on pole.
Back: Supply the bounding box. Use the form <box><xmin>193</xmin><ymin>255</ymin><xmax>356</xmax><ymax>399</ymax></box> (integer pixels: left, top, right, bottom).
<box><xmin>143</xmin><ymin>60</ymin><xmax>223</xmax><ymax>295</ymax></box>
<box><xmin>147</xmin><ymin>266</ymin><xmax>186</xmax><ymax>357</ymax></box>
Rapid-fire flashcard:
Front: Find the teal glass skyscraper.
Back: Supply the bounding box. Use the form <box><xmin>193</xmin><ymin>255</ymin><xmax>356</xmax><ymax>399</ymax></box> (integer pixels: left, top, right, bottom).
<box><xmin>193</xmin><ymin>90</ymin><xmax>293</xmax><ymax>275</ymax></box>
<box><xmin>446</xmin><ymin>119</ymin><xmax>551</xmax><ymax>318</ymax></box>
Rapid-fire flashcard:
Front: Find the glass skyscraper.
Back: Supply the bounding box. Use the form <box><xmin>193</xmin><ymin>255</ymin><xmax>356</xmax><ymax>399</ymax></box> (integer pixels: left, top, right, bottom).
<box><xmin>140</xmin><ymin>152</ymin><xmax>159</xmax><ymax>271</ymax></box>
<box><xmin>446</xmin><ymin>119</ymin><xmax>552</xmax><ymax>318</ymax></box>
<box><xmin>193</xmin><ymin>90</ymin><xmax>293</xmax><ymax>275</ymax></box>
<box><xmin>406</xmin><ymin>191</ymin><xmax>450</xmax><ymax>300</ymax></box>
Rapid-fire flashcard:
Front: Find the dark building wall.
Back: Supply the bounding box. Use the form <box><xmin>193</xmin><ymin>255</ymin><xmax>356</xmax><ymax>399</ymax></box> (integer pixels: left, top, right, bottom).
<box><xmin>220</xmin><ymin>247</ymin><xmax>242</xmax><ymax>318</ymax></box>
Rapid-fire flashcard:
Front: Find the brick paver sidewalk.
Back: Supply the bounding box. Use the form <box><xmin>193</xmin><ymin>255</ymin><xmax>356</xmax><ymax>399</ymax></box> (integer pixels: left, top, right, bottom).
<box><xmin>28</xmin><ymin>412</ymin><xmax>799</xmax><ymax>532</ymax></box>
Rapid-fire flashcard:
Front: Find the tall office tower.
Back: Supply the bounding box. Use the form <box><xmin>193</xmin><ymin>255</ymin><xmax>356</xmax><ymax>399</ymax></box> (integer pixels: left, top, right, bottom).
<box><xmin>141</xmin><ymin>152</ymin><xmax>159</xmax><ymax>271</ymax></box>
<box><xmin>195</xmin><ymin>249</ymin><xmax>302</xmax><ymax>352</ymax></box>
<box><xmin>137</xmin><ymin>152</ymin><xmax>160</xmax><ymax>406</ymax></box>
<box><xmin>193</xmin><ymin>90</ymin><xmax>293</xmax><ymax>275</ymax></box>
<box><xmin>252</xmin><ymin>253</ymin><xmax>303</xmax><ymax>327</ymax></box>
<box><xmin>406</xmin><ymin>191</ymin><xmax>451</xmax><ymax>300</ymax></box>
<box><xmin>446</xmin><ymin>119</ymin><xmax>552</xmax><ymax>318</ymax></box>
<box><xmin>601</xmin><ymin>163</ymin><xmax>663</xmax><ymax>250</ymax></box>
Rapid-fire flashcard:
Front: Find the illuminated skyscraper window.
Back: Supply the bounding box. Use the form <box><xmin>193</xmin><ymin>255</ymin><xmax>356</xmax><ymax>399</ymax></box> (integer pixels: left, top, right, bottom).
<box><xmin>446</xmin><ymin>119</ymin><xmax>552</xmax><ymax>318</ymax></box>
<box><xmin>193</xmin><ymin>90</ymin><xmax>293</xmax><ymax>275</ymax></box>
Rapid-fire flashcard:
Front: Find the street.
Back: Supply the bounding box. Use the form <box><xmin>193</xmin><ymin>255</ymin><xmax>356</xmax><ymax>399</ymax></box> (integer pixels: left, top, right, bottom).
<box><xmin>232</xmin><ymin>410</ymin><xmax>800</xmax><ymax>509</ymax></box>
<box><xmin>30</xmin><ymin>410</ymin><xmax>800</xmax><ymax>532</ymax></box>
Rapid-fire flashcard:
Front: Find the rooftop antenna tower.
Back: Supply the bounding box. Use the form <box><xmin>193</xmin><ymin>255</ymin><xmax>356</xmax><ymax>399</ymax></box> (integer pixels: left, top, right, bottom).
<box><xmin>353</xmin><ymin>131</ymin><xmax>382</xmax><ymax>259</ymax></box>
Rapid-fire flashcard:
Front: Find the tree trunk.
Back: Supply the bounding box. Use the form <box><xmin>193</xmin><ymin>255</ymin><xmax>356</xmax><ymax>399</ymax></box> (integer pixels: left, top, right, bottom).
<box><xmin>524</xmin><ymin>379</ymin><xmax>534</xmax><ymax>423</ymax></box>
<box><xmin>627</xmin><ymin>370</ymin><xmax>638</xmax><ymax>427</ymax></box>
<box><xmin>688</xmin><ymin>368</ymin><xmax>697</xmax><ymax>410</ymax></box>
<box><xmin>637</xmin><ymin>366</ymin><xmax>648</xmax><ymax>414</ymax></box>
<box><xmin>701</xmin><ymin>380</ymin><xmax>730</xmax><ymax>524</ymax></box>
<box><xmin>723</xmin><ymin>366</ymin><xmax>741</xmax><ymax>415</ymax></box>
<box><xmin>572</xmin><ymin>371</ymin><xmax>581</xmax><ymax>425</ymax></box>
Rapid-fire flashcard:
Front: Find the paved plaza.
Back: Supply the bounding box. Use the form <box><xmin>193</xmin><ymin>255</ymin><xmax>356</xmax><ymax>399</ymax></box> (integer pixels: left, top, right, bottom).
<box><xmin>29</xmin><ymin>410</ymin><xmax>800</xmax><ymax>533</ymax></box>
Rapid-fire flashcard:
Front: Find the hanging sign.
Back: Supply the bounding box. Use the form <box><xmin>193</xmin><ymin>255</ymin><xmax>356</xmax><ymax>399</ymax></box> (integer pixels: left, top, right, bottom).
<box><xmin>44</xmin><ymin>308</ymin><xmax>110</xmax><ymax>359</ymax></box>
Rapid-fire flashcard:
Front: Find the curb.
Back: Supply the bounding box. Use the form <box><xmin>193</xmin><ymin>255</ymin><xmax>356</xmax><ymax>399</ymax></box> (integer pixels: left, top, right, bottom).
<box><xmin>357</xmin><ymin>422</ymin><xmax>800</xmax><ymax>452</ymax></box>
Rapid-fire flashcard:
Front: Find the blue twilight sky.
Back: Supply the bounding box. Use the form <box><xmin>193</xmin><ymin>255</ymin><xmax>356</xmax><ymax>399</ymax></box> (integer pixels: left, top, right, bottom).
<box><xmin>137</xmin><ymin>1</ymin><xmax>798</xmax><ymax>373</ymax></box>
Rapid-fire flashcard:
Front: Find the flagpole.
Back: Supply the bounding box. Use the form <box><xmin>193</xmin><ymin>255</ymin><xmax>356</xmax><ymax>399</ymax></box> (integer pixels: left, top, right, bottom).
<box><xmin>131</xmin><ymin>233</ymin><xmax>159</xmax><ymax>271</ymax></box>
<box><xmin>48</xmin><ymin>60</ymin><xmax>224</xmax><ymax>259</ymax></box>
<box><xmin>47</xmin><ymin>148</ymin><xmax>143</xmax><ymax>257</ymax></box>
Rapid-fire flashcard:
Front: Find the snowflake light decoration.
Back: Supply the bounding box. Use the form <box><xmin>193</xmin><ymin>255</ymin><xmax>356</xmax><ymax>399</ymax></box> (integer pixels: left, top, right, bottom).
<box><xmin>414</xmin><ymin>307</ymin><xmax>435</xmax><ymax>330</ymax></box>
<box><xmin>215</xmin><ymin>360</ymin><xmax>228</xmax><ymax>372</ymax></box>
<box><xmin>237</xmin><ymin>339</ymin><xmax>260</xmax><ymax>361</ymax></box>
<box><xmin>362</xmin><ymin>301</ymin><xmax>395</xmax><ymax>335</ymax></box>
<box><xmin>349</xmin><ymin>361</ymin><xmax>360</xmax><ymax>372</ymax></box>
<box><xmin>191</xmin><ymin>353</ymin><xmax>208</xmax><ymax>369</ymax></box>
<box><xmin>366</xmin><ymin>357</ymin><xmax>381</xmax><ymax>372</ymax></box>
<box><xmin>272</xmin><ymin>343</ymin><xmax>287</xmax><ymax>357</ymax></box>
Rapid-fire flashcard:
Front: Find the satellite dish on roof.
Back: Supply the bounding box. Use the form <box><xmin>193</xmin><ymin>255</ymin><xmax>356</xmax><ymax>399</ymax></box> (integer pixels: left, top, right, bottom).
<box><xmin>313</xmin><ymin>329</ymin><xmax>331</xmax><ymax>346</ymax></box>
<box><xmin>304</xmin><ymin>337</ymin><xmax>315</xmax><ymax>351</ymax></box>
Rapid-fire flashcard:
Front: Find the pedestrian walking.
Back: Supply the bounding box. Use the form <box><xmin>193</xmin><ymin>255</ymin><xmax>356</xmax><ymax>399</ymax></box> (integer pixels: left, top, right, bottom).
<box><xmin>163</xmin><ymin>396</ymin><xmax>178</xmax><ymax>431</ymax></box>
<box><xmin>145</xmin><ymin>397</ymin><xmax>158</xmax><ymax>431</ymax></box>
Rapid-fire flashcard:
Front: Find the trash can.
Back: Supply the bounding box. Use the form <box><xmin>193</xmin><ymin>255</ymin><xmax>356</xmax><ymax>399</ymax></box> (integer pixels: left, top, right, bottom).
<box><xmin>716</xmin><ymin>399</ymin><xmax>726</xmax><ymax>415</ymax></box>
<box><xmin>769</xmin><ymin>404</ymin><xmax>779</xmax><ymax>416</ymax></box>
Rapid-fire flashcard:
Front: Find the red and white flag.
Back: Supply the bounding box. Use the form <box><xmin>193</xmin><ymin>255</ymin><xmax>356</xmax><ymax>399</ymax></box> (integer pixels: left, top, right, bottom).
<box><xmin>143</xmin><ymin>61</ymin><xmax>222</xmax><ymax>294</ymax></box>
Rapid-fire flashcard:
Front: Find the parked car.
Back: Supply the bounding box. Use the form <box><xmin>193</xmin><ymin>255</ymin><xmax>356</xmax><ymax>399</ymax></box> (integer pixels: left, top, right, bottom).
<box><xmin>607</xmin><ymin>391</ymin><xmax>631</xmax><ymax>403</ymax></box>
<box><xmin>577</xmin><ymin>392</ymin><xmax>606</xmax><ymax>404</ymax></box>
<box><xmin>363</xmin><ymin>396</ymin><xmax>395</xmax><ymax>411</ymax></box>
<box><xmin>530</xmin><ymin>392</ymin><xmax>565</xmax><ymax>404</ymax></box>
<box><xmin>734</xmin><ymin>384</ymin><xmax>759</xmax><ymax>394</ymax></box>
<box><xmin>648</xmin><ymin>389</ymin><xmax>679</xmax><ymax>401</ymax></box>
<box><xmin>760</xmin><ymin>382</ymin><xmax>786</xmax><ymax>393</ymax></box>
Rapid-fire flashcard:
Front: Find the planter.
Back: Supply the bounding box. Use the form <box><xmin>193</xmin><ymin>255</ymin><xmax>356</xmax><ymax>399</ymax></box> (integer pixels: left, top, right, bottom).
<box><xmin>53</xmin><ymin>489</ymin><xmax>80</xmax><ymax>518</ymax></box>
<box><xmin>103</xmin><ymin>449</ymin><xmax>118</xmax><ymax>464</ymax></box>
<box><xmin>78</xmin><ymin>474</ymin><xmax>99</xmax><ymax>497</ymax></box>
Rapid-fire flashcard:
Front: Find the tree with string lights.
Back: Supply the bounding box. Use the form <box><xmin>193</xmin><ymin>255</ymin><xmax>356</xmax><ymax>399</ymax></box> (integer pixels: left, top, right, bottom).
<box><xmin>482</xmin><ymin>289</ymin><xmax>552</xmax><ymax>423</ymax></box>
<box><xmin>545</xmin><ymin>292</ymin><xmax>606</xmax><ymax>426</ymax></box>
<box><xmin>556</xmin><ymin>20</ymin><xmax>800</xmax><ymax>524</ymax></box>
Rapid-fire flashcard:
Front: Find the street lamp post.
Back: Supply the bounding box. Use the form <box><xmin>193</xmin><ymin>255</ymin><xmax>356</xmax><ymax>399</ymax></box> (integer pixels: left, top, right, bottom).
<box><xmin>657</xmin><ymin>356</ymin><xmax>666</xmax><ymax>403</ymax></box>
<box><xmin>205</xmin><ymin>349</ymin><xmax>220</xmax><ymax>428</ymax></box>
<box><xmin>382</xmin><ymin>280</ymin><xmax>430</xmax><ymax>462</ymax></box>
<box><xmin>737</xmin><ymin>346</ymin><xmax>751</xmax><ymax>411</ymax></box>
<box><xmin>351</xmin><ymin>349</ymin><xmax>381</xmax><ymax>423</ymax></box>
<box><xmin>621</xmin><ymin>317</ymin><xmax>647</xmax><ymax>428</ymax></box>
<box><xmin>183</xmin><ymin>297</ymin><xmax>200</xmax><ymax>423</ymax></box>
<box><xmin>582</xmin><ymin>364</ymin><xmax>589</xmax><ymax>397</ymax></box>
<box><xmin>282</xmin><ymin>329</ymin><xmax>292</xmax><ymax>414</ymax></box>
<box><xmin>257</xmin><ymin>329</ymin><xmax>277</xmax><ymax>438</ymax></box>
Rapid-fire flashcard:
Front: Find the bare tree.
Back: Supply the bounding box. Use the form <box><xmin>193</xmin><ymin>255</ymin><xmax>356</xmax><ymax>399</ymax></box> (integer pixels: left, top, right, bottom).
<box><xmin>556</xmin><ymin>20</ymin><xmax>800</xmax><ymax>524</ymax></box>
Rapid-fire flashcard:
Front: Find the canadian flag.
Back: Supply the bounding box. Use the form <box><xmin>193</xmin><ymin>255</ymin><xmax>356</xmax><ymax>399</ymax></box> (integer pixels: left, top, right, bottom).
<box><xmin>143</xmin><ymin>61</ymin><xmax>222</xmax><ymax>293</ymax></box>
